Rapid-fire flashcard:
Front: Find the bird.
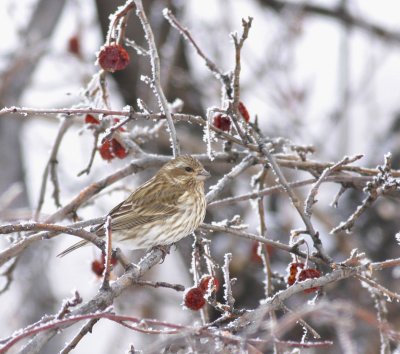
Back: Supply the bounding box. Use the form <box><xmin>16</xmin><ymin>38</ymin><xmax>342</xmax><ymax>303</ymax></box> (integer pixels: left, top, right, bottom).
<box><xmin>58</xmin><ymin>155</ymin><xmax>210</xmax><ymax>256</ymax></box>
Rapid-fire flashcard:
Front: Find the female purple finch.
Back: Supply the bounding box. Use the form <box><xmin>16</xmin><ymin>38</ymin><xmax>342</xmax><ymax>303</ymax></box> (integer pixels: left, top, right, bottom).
<box><xmin>59</xmin><ymin>155</ymin><xmax>210</xmax><ymax>256</ymax></box>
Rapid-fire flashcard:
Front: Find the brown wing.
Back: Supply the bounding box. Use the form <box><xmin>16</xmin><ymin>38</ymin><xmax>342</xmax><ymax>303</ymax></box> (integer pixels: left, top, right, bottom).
<box><xmin>95</xmin><ymin>176</ymin><xmax>185</xmax><ymax>236</ymax></box>
<box><xmin>58</xmin><ymin>177</ymin><xmax>185</xmax><ymax>257</ymax></box>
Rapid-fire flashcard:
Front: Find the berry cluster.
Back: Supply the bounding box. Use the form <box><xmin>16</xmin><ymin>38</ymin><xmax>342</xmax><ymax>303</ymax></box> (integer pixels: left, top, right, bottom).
<box><xmin>99</xmin><ymin>139</ymin><xmax>128</xmax><ymax>161</ymax></box>
<box><xmin>84</xmin><ymin>114</ymin><xmax>129</xmax><ymax>161</ymax></box>
<box><xmin>212</xmin><ymin>101</ymin><xmax>250</xmax><ymax>132</ymax></box>
<box><xmin>287</xmin><ymin>262</ymin><xmax>321</xmax><ymax>294</ymax></box>
<box><xmin>183</xmin><ymin>275</ymin><xmax>219</xmax><ymax>311</ymax></box>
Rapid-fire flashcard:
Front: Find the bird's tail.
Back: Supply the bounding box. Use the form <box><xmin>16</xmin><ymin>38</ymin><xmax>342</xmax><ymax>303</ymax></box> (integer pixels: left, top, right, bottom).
<box><xmin>57</xmin><ymin>240</ymin><xmax>89</xmax><ymax>257</ymax></box>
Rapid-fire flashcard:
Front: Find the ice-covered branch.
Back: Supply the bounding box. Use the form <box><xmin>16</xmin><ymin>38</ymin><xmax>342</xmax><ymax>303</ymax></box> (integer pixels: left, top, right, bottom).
<box><xmin>258</xmin><ymin>138</ymin><xmax>332</xmax><ymax>263</ymax></box>
<box><xmin>206</xmin><ymin>154</ymin><xmax>256</xmax><ymax>203</ymax></box>
<box><xmin>133</xmin><ymin>0</ymin><xmax>180</xmax><ymax>157</ymax></box>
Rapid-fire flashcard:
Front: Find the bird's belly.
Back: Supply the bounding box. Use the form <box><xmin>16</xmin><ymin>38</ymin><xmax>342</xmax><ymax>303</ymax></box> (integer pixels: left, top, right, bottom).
<box><xmin>113</xmin><ymin>202</ymin><xmax>204</xmax><ymax>250</ymax></box>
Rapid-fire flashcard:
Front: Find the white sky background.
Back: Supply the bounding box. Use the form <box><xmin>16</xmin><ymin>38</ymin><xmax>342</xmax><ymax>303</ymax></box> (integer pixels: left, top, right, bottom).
<box><xmin>1</xmin><ymin>0</ymin><xmax>400</xmax><ymax>352</ymax></box>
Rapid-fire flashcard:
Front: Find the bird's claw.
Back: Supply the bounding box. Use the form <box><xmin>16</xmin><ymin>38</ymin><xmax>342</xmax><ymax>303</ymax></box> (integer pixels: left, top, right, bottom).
<box><xmin>152</xmin><ymin>245</ymin><xmax>171</xmax><ymax>263</ymax></box>
<box><xmin>126</xmin><ymin>262</ymin><xmax>141</xmax><ymax>271</ymax></box>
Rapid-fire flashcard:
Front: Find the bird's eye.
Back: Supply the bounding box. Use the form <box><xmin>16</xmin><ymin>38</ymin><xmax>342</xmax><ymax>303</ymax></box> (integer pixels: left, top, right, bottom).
<box><xmin>185</xmin><ymin>166</ymin><xmax>194</xmax><ymax>172</ymax></box>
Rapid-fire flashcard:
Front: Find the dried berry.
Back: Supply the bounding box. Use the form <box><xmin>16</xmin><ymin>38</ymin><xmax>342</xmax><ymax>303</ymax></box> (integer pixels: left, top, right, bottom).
<box><xmin>184</xmin><ymin>287</ymin><xmax>206</xmax><ymax>311</ymax></box>
<box><xmin>91</xmin><ymin>260</ymin><xmax>105</xmax><ymax>277</ymax></box>
<box><xmin>213</xmin><ymin>114</ymin><xmax>231</xmax><ymax>132</ymax></box>
<box><xmin>238</xmin><ymin>101</ymin><xmax>250</xmax><ymax>123</ymax></box>
<box><xmin>199</xmin><ymin>276</ymin><xmax>220</xmax><ymax>293</ymax></box>
<box><xmin>99</xmin><ymin>140</ymin><xmax>114</xmax><ymax>161</ymax></box>
<box><xmin>298</xmin><ymin>268</ymin><xmax>321</xmax><ymax>293</ymax></box>
<box><xmin>85</xmin><ymin>114</ymin><xmax>99</xmax><ymax>125</ymax></box>
<box><xmin>91</xmin><ymin>254</ymin><xmax>117</xmax><ymax>277</ymax></box>
<box><xmin>287</xmin><ymin>262</ymin><xmax>305</xmax><ymax>286</ymax></box>
<box><xmin>111</xmin><ymin>139</ymin><xmax>128</xmax><ymax>159</ymax></box>
<box><xmin>68</xmin><ymin>35</ymin><xmax>81</xmax><ymax>57</ymax></box>
<box><xmin>98</xmin><ymin>44</ymin><xmax>130</xmax><ymax>72</ymax></box>
<box><xmin>99</xmin><ymin>139</ymin><xmax>128</xmax><ymax>161</ymax></box>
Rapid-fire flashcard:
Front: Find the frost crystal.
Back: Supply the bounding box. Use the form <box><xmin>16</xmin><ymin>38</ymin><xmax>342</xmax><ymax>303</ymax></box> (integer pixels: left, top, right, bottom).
<box><xmin>395</xmin><ymin>233</ymin><xmax>400</xmax><ymax>245</ymax></box>
<box><xmin>204</xmin><ymin>108</ymin><xmax>218</xmax><ymax>161</ymax></box>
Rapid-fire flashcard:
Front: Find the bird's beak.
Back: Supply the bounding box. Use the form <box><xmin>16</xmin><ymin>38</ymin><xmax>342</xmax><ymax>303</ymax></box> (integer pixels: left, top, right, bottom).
<box><xmin>196</xmin><ymin>169</ymin><xmax>211</xmax><ymax>181</ymax></box>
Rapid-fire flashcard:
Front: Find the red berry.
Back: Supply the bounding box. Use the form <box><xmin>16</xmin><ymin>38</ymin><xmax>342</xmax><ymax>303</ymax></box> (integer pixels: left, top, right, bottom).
<box><xmin>111</xmin><ymin>139</ymin><xmax>128</xmax><ymax>159</ymax></box>
<box><xmin>238</xmin><ymin>101</ymin><xmax>250</xmax><ymax>123</ymax></box>
<box><xmin>99</xmin><ymin>139</ymin><xmax>128</xmax><ymax>161</ymax></box>
<box><xmin>98</xmin><ymin>44</ymin><xmax>130</xmax><ymax>72</ymax></box>
<box><xmin>68</xmin><ymin>35</ymin><xmax>81</xmax><ymax>56</ymax></box>
<box><xmin>91</xmin><ymin>260</ymin><xmax>105</xmax><ymax>277</ymax></box>
<box><xmin>85</xmin><ymin>114</ymin><xmax>99</xmax><ymax>125</ymax></box>
<box><xmin>99</xmin><ymin>140</ymin><xmax>114</xmax><ymax>161</ymax></box>
<box><xmin>298</xmin><ymin>268</ymin><xmax>321</xmax><ymax>293</ymax></box>
<box><xmin>213</xmin><ymin>114</ymin><xmax>231</xmax><ymax>132</ymax></box>
<box><xmin>184</xmin><ymin>287</ymin><xmax>206</xmax><ymax>311</ymax></box>
<box><xmin>286</xmin><ymin>262</ymin><xmax>305</xmax><ymax>286</ymax></box>
<box><xmin>199</xmin><ymin>276</ymin><xmax>220</xmax><ymax>293</ymax></box>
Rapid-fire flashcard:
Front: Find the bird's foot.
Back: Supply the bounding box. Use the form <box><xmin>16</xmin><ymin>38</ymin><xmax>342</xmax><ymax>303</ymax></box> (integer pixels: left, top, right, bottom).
<box><xmin>151</xmin><ymin>244</ymin><xmax>171</xmax><ymax>263</ymax></box>
<box><xmin>113</xmin><ymin>247</ymin><xmax>134</xmax><ymax>271</ymax></box>
<box><xmin>125</xmin><ymin>262</ymin><xmax>141</xmax><ymax>271</ymax></box>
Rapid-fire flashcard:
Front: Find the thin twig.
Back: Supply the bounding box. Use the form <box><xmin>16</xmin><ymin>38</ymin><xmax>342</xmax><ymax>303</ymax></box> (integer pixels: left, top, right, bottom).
<box><xmin>231</xmin><ymin>17</ymin><xmax>252</xmax><ymax>105</ymax></box>
<box><xmin>134</xmin><ymin>280</ymin><xmax>185</xmax><ymax>292</ymax></box>
<box><xmin>228</xmin><ymin>18</ymin><xmax>253</xmax><ymax>142</ymax></box>
<box><xmin>60</xmin><ymin>319</ymin><xmax>99</xmax><ymax>354</ymax></box>
<box><xmin>208</xmin><ymin>175</ymin><xmax>373</xmax><ymax>208</ymax></box>
<box><xmin>206</xmin><ymin>154</ymin><xmax>256</xmax><ymax>203</ymax></box>
<box><xmin>109</xmin><ymin>0</ymin><xmax>134</xmax><ymax>45</ymax></box>
<box><xmin>275</xmin><ymin>340</ymin><xmax>333</xmax><ymax>348</ymax></box>
<box><xmin>0</xmin><ymin>256</ymin><xmax>18</xmax><ymax>295</ymax></box>
<box><xmin>134</xmin><ymin>0</ymin><xmax>180</xmax><ymax>157</ymax></box>
<box><xmin>258</xmin><ymin>138</ymin><xmax>332</xmax><ymax>263</ymax></box>
<box><xmin>369</xmin><ymin>290</ymin><xmax>391</xmax><ymax>353</ymax></box>
<box><xmin>101</xmin><ymin>215</ymin><xmax>113</xmax><ymax>290</ymax></box>
<box><xmin>331</xmin><ymin>191</ymin><xmax>379</xmax><ymax>234</ymax></box>
<box><xmin>281</xmin><ymin>304</ymin><xmax>321</xmax><ymax>339</ymax></box>
<box><xmin>261</xmin><ymin>0</ymin><xmax>400</xmax><ymax>44</ymax></box>
<box><xmin>222</xmin><ymin>253</ymin><xmax>235</xmax><ymax>310</ymax></box>
<box><xmin>56</xmin><ymin>291</ymin><xmax>83</xmax><ymax>320</ymax></box>
<box><xmin>253</xmin><ymin>167</ymin><xmax>280</xmax><ymax>353</ymax></box>
<box><xmin>200</xmin><ymin>223</ymin><xmax>320</xmax><ymax>264</ymax></box>
<box><xmin>163</xmin><ymin>9</ymin><xmax>225</xmax><ymax>80</ymax></box>
<box><xmin>35</xmin><ymin>117</ymin><xmax>74</xmax><ymax>219</ymax></box>
<box><xmin>0</xmin><ymin>222</ymin><xmax>104</xmax><ymax>267</ymax></box>
<box><xmin>125</xmin><ymin>38</ymin><xmax>148</xmax><ymax>55</ymax></box>
<box><xmin>304</xmin><ymin>155</ymin><xmax>363</xmax><ymax>216</ymax></box>
<box><xmin>356</xmin><ymin>274</ymin><xmax>400</xmax><ymax>302</ymax></box>
<box><xmin>77</xmin><ymin>130</ymin><xmax>100</xmax><ymax>176</ymax></box>
<box><xmin>330</xmin><ymin>184</ymin><xmax>348</xmax><ymax>208</ymax></box>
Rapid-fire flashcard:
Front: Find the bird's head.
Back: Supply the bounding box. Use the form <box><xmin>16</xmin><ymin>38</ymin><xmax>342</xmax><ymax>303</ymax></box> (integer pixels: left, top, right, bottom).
<box><xmin>159</xmin><ymin>155</ymin><xmax>210</xmax><ymax>187</ymax></box>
